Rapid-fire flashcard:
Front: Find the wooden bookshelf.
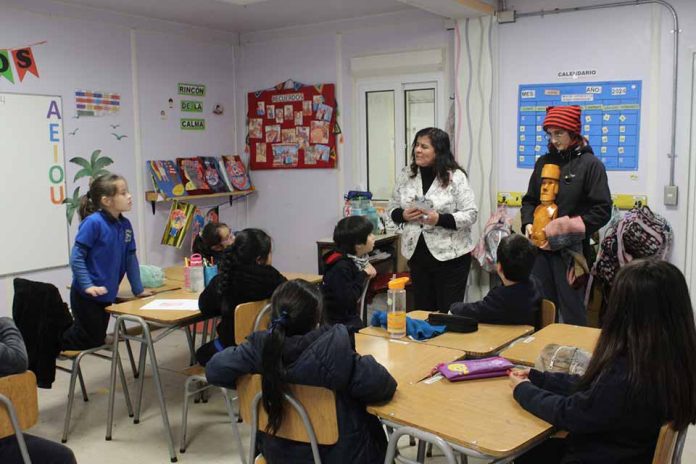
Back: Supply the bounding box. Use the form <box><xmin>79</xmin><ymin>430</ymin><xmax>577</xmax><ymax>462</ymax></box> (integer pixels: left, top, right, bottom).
<box><xmin>145</xmin><ymin>187</ymin><xmax>256</xmax><ymax>214</ymax></box>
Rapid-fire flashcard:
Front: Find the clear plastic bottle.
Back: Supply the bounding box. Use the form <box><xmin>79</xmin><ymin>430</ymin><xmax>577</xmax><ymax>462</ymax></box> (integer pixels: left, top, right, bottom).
<box><xmin>189</xmin><ymin>253</ymin><xmax>204</xmax><ymax>293</ymax></box>
<box><xmin>387</xmin><ymin>276</ymin><xmax>410</xmax><ymax>338</ymax></box>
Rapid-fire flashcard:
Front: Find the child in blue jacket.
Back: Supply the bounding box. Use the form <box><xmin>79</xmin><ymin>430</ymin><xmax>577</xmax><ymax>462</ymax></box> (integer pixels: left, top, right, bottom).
<box><xmin>62</xmin><ymin>174</ymin><xmax>151</xmax><ymax>350</ymax></box>
<box><xmin>206</xmin><ymin>279</ymin><xmax>396</xmax><ymax>463</ymax></box>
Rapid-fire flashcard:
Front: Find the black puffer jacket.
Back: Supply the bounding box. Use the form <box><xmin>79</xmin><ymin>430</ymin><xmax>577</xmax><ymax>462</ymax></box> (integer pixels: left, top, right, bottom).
<box><xmin>206</xmin><ymin>324</ymin><xmax>397</xmax><ymax>464</ymax></box>
<box><xmin>320</xmin><ymin>251</ymin><xmax>367</xmax><ymax>330</ymax></box>
<box><xmin>199</xmin><ymin>264</ymin><xmax>286</xmax><ymax>347</ymax></box>
<box><xmin>521</xmin><ymin>144</ymin><xmax>612</xmax><ymax>238</ymax></box>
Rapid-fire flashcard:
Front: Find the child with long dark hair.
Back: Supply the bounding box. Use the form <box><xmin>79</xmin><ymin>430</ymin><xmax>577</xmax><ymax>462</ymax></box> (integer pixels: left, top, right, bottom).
<box><xmin>191</xmin><ymin>222</ymin><xmax>234</xmax><ymax>264</ymax></box>
<box><xmin>195</xmin><ymin>228</ymin><xmax>286</xmax><ymax>365</ymax></box>
<box><xmin>509</xmin><ymin>259</ymin><xmax>696</xmax><ymax>463</ymax></box>
<box><xmin>62</xmin><ymin>174</ymin><xmax>151</xmax><ymax>350</ymax></box>
<box><xmin>206</xmin><ymin>280</ymin><xmax>396</xmax><ymax>463</ymax></box>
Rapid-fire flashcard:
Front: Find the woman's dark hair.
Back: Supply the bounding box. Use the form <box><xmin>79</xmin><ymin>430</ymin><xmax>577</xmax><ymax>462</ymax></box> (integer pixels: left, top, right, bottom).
<box><xmin>496</xmin><ymin>234</ymin><xmax>537</xmax><ymax>282</ymax></box>
<box><xmin>218</xmin><ymin>228</ymin><xmax>272</xmax><ymax>298</ymax></box>
<box><xmin>78</xmin><ymin>174</ymin><xmax>124</xmax><ymax>220</ymax></box>
<box><xmin>261</xmin><ymin>279</ymin><xmax>323</xmax><ymax>435</ymax></box>
<box><xmin>409</xmin><ymin>127</ymin><xmax>466</xmax><ymax>186</ymax></box>
<box><xmin>333</xmin><ymin>216</ymin><xmax>373</xmax><ymax>255</ymax></box>
<box><xmin>578</xmin><ymin>259</ymin><xmax>696</xmax><ymax>430</ymax></box>
<box><xmin>201</xmin><ymin>222</ymin><xmax>229</xmax><ymax>248</ymax></box>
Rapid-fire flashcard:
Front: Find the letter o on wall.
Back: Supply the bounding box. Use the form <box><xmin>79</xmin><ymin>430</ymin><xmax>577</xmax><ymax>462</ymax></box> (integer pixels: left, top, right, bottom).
<box><xmin>49</xmin><ymin>165</ymin><xmax>64</xmax><ymax>184</ymax></box>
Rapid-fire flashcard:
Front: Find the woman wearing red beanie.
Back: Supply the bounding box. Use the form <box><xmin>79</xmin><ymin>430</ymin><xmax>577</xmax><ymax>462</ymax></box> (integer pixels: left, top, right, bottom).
<box><xmin>520</xmin><ymin>105</ymin><xmax>611</xmax><ymax>325</ymax></box>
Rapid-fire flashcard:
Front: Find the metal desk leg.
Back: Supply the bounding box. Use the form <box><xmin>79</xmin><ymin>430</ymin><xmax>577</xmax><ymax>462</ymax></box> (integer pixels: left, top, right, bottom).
<box><xmin>106</xmin><ymin>315</ymin><xmax>178</xmax><ymax>463</ymax></box>
<box><xmin>184</xmin><ymin>325</ymin><xmax>195</xmax><ymax>366</ymax></box>
<box><xmin>133</xmin><ymin>341</ymin><xmax>148</xmax><ymax>423</ymax></box>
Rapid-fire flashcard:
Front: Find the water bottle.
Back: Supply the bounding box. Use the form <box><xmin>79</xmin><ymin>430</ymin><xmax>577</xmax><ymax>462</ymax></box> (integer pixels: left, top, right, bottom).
<box><xmin>189</xmin><ymin>254</ymin><xmax>204</xmax><ymax>293</ymax></box>
<box><xmin>387</xmin><ymin>276</ymin><xmax>409</xmax><ymax>338</ymax></box>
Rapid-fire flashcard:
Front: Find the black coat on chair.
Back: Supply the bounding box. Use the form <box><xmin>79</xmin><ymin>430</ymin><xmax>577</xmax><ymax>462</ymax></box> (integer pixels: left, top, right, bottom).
<box><xmin>12</xmin><ymin>278</ymin><xmax>73</xmax><ymax>388</ymax></box>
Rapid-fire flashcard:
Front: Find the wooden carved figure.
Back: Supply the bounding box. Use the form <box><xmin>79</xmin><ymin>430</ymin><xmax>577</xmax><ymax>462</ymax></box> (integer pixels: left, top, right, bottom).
<box><xmin>532</xmin><ymin>164</ymin><xmax>561</xmax><ymax>248</ymax></box>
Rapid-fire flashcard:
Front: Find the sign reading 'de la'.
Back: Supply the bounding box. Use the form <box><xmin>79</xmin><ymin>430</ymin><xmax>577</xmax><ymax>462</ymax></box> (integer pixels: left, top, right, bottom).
<box><xmin>178</xmin><ymin>83</ymin><xmax>206</xmax><ymax>97</ymax></box>
<box><xmin>180</xmin><ymin>118</ymin><xmax>205</xmax><ymax>131</ymax></box>
<box><xmin>181</xmin><ymin>100</ymin><xmax>203</xmax><ymax>112</ymax></box>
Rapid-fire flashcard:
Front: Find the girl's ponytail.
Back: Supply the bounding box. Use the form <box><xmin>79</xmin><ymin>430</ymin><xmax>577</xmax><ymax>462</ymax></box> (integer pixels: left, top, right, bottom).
<box><xmin>78</xmin><ymin>194</ymin><xmax>97</xmax><ymax>221</ymax></box>
<box><xmin>260</xmin><ymin>280</ymin><xmax>322</xmax><ymax>435</ymax></box>
<box><xmin>261</xmin><ymin>310</ymin><xmax>289</xmax><ymax>435</ymax></box>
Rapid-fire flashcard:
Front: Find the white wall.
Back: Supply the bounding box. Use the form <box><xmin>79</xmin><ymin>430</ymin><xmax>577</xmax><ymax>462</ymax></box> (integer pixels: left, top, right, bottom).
<box><xmin>0</xmin><ymin>3</ymin><xmax>238</xmax><ymax>316</ymax></box>
<box><xmin>498</xmin><ymin>0</ymin><xmax>695</xmax><ymax>275</ymax></box>
<box><xmin>135</xmin><ymin>29</ymin><xmax>240</xmax><ymax>267</ymax></box>
<box><xmin>236</xmin><ymin>10</ymin><xmax>450</xmax><ymax>273</ymax></box>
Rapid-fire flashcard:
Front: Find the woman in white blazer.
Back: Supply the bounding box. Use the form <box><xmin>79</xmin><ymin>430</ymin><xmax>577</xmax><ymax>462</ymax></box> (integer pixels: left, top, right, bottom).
<box><xmin>388</xmin><ymin>127</ymin><xmax>478</xmax><ymax>312</ymax></box>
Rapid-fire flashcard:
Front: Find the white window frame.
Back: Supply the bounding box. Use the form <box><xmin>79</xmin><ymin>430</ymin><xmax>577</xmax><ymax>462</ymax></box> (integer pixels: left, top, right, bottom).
<box><xmin>355</xmin><ymin>72</ymin><xmax>446</xmax><ymax>200</ymax></box>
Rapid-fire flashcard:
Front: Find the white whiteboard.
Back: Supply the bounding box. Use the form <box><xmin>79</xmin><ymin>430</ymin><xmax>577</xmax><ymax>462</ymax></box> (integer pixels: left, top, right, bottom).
<box><xmin>0</xmin><ymin>93</ymin><xmax>69</xmax><ymax>276</ymax></box>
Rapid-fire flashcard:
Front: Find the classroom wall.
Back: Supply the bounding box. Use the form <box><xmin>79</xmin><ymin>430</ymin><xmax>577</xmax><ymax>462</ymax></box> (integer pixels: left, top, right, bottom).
<box><xmin>236</xmin><ymin>9</ymin><xmax>450</xmax><ymax>273</ymax></box>
<box><xmin>134</xmin><ymin>29</ymin><xmax>240</xmax><ymax>267</ymax></box>
<box><xmin>497</xmin><ymin>0</ymin><xmax>696</xmax><ymax>278</ymax></box>
<box><xmin>0</xmin><ymin>2</ymin><xmax>239</xmax><ymax>316</ymax></box>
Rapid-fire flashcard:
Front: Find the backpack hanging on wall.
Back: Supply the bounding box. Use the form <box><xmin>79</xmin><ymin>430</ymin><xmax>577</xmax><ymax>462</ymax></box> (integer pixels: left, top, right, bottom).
<box><xmin>472</xmin><ymin>205</ymin><xmax>513</xmax><ymax>273</ymax></box>
<box><xmin>592</xmin><ymin>205</ymin><xmax>673</xmax><ymax>285</ymax></box>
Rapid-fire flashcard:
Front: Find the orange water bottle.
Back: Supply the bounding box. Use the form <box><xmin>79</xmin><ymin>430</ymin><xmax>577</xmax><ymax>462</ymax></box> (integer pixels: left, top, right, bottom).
<box><xmin>387</xmin><ymin>276</ymin><xmax>409</xmax><ymax>338</ymax></box>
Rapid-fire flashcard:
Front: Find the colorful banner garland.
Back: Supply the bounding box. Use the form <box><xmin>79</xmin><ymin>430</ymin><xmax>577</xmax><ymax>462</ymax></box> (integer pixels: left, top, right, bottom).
<box><xmin>0</xmin><ymin>40</ymin><xmax>45</xmax><ymax>84</ymax></box>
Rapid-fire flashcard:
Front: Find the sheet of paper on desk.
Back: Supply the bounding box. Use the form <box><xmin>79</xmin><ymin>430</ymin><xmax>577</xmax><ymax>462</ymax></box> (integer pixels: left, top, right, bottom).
<box><xmin>141</xmin><ymin>299</ymin><xmax>199</xmax><ymax>311</ymax></box>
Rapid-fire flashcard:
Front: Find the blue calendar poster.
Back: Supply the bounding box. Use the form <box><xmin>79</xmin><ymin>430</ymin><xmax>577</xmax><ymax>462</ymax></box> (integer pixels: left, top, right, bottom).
<box><xmin>517</xmin><ymin>80</ymin><xmax>642</xmax><ymax>170</ymax></box>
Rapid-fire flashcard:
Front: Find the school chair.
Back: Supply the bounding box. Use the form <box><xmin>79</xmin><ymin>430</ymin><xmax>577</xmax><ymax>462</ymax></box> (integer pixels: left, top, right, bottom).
<box><xmin>178</xmin><ymin>299</ymin><xmax>270</xmax><ymax>457</ymax></box>
<box><xmin>57</xmin><ymin>341</ymin><xmax>133</xmax><ymax>443</ymax></box>
<box><xmin>237</xmin><ymin>373</ymin><xmax>339</xmax><ymax>464</ymax></box>
<box><xmin>652</xmin><ymin>423</ymin><xmax>687</xmax><ymax>464</ymax></box>
<box><xmin>383</xmin><ymin>426</ymin><xmax>457</xmax><ymax>464</ymax></box>
<box><xmin>538</xmin><ymin>299</ymin><xmax>557</xmax><ymax>330</ymax></box>
<box><xmin>359</xmin><ymin>278</ymin><xmax>371</xmax><ymax>326</ymax></box>
<box><xmin>0</xmin><ymin>371</ymin><xmax>39</xmax><ymax>464</ymax></box>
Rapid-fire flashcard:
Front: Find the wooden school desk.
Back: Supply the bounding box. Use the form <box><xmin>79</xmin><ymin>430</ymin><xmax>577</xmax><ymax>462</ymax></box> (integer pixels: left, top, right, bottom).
<box><xmin>360</xmin><ymin>310</ymin><xmax>533</xmax><ymax>357</ymax></box>
<box><xmin>355</xmin><ymin>333</ymin><xmax>464</xmax><ymax>385</ymax></box>
<box><xmin>500</xmin><ymin>323</ymin><xmax>601</xmax><ymax>367</ymax></box>
<box><xmin>368</xmin><ymin>376</ymin><xmax>553</xmax><ymax>461</ymax></box>
<box><xmin>105</xmin><ymin>289</ymin><xmax>205</xmax><ymax>463</ymax></box>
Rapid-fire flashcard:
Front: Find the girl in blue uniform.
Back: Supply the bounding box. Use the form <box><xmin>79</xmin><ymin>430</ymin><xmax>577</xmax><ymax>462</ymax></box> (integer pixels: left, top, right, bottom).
<box><xmin>62</xmin><ymin>174</ymin><xmax>151</xmax><ymax>350</ymax></box>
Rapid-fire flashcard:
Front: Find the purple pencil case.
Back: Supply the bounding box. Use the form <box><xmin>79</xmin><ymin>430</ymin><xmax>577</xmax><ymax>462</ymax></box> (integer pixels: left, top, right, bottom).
<box><xmin>436</xmin><ymin>356</ymin><xmax>513</xmax><ymax>382</ymax></box>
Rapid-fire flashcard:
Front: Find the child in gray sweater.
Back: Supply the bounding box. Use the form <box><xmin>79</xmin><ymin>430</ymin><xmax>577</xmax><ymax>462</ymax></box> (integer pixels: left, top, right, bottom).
<box><xmin>0</xmin><ymin>317</ymin><xmax>77</xmax><ymax>464</ymax></box>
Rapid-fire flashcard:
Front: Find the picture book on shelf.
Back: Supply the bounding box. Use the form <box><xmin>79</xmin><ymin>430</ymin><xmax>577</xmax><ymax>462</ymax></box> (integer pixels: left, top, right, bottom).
<box><xmin>161</xmin><ymin>200</ymin><xmax>196</xmax><ymax>248</ymax></box>
<box><xmin>176</xmin><ymin>157</ymin><xmax>212</xmax><ymax>195</ymax></box>
<box><xmin>189</xmin><ymin>207</ymin><xmax>205</xmax><ymax>253</ymax></box>
<box><xmin>220</xmin><ymin>155</ymin><xmax>252</xmax><ymax>191</ymax></box>
<box><xmin>147</xmin><ymin>160</ymin><xmax>186</xmax><ymax>198</ymax></box>
<box><xmin>199</xmin><ymin>156</ymin><xmax>229</xmax><ymax>193</ymax></box>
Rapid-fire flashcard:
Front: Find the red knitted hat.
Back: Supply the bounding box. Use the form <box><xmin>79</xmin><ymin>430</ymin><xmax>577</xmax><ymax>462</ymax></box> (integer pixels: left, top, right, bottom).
<box><xmin>543</xmin><ymin>105</ymin><xmax>582</xmax><ymax>135</ymax></box>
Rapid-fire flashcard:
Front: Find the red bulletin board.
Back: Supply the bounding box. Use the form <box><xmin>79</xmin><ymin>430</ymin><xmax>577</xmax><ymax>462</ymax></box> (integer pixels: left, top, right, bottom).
<box><xmin>247</xmin><ymin>80</ymin><xmax>337</xmax><ymax>170</ymax></box>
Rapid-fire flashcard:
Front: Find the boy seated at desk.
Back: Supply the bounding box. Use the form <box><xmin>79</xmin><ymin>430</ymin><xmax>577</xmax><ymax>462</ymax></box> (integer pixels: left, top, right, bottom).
<box><xmin>321</xmin><ymin>216</ymin><xmax>377</xmax><ymax>331</ymax></box>
<box><xmin>450</xmin><ymin>234</ymin><xmax>541</xmax><ymax>325</ymax></box>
